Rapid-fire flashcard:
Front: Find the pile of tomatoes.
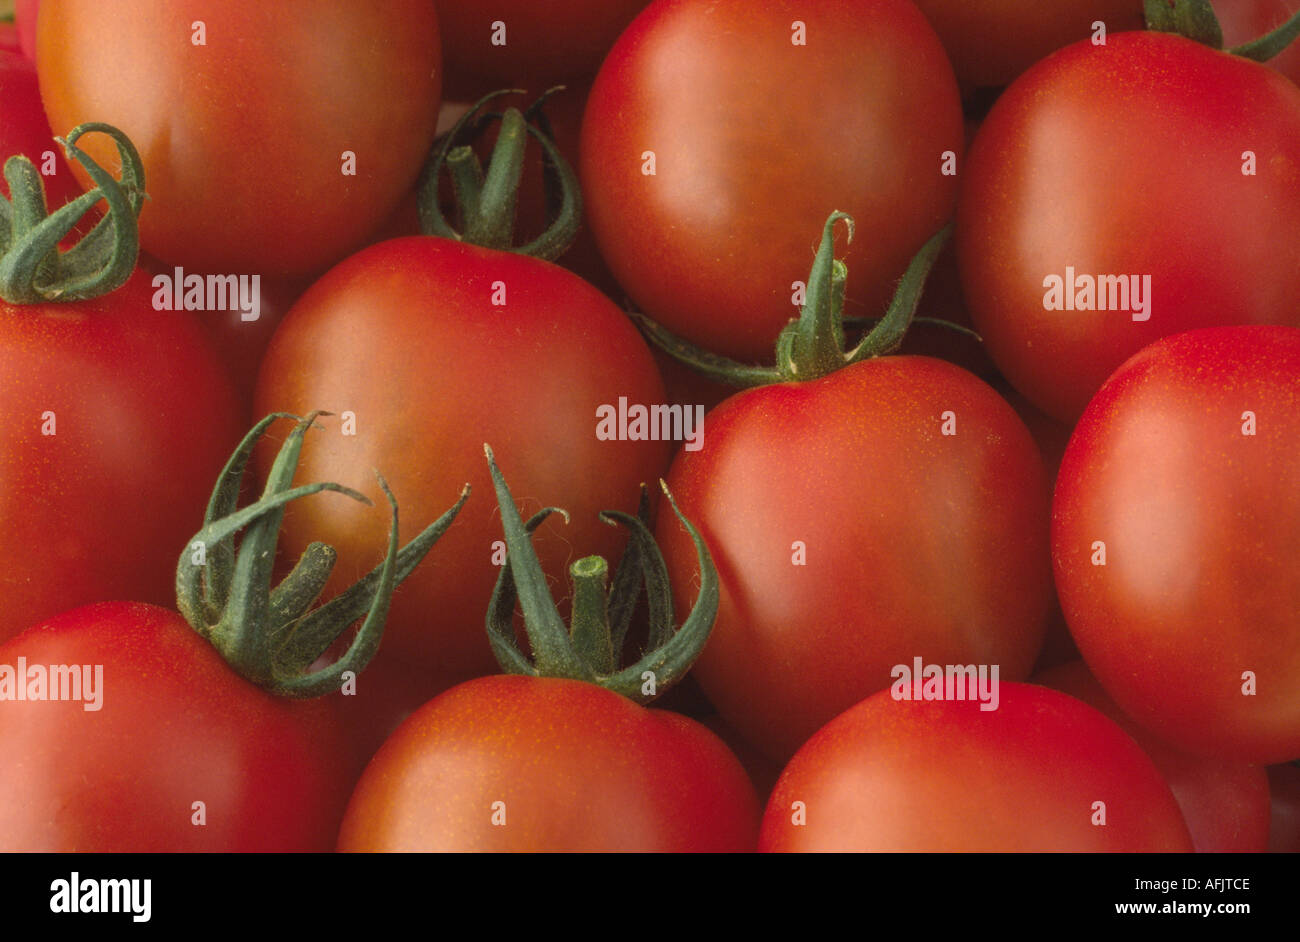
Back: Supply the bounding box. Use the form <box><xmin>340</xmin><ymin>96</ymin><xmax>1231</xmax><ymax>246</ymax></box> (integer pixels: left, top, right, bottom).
<box><xmin>0</xmin><ymin>0</ymin><xmax>1298</xmax><ymax>855</ymax></box>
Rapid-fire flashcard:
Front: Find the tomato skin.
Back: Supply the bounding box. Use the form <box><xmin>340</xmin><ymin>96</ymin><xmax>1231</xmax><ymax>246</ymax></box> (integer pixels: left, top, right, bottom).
<box><xmin>957</xmin><ymin>31</ymin><xmax>1300</xmax><ymax>421</ymax></box>
<box><xmin>338</xmin><ymin>675</ymin><xmax>759</xmax><ymax>852</ymax></box>
<box><xmin>0</xmin><ymin>50</ymin><xmax>82</xmax><ymax>209</ymax></box>
<box><xmin>37</xmin><ymin>0</ymin><xmax>442</xmax><ymax>277</ymax></box>
<box><xmin>582</xmin><ymin>0</ymin><xmax>963</xmax><ymax>362</ymax></box>
<box><xmin>657</xmin><ymin>356</ymin><xmax>1051</xmax><ymax>761</ymax></box>
<box><xmin>14</xmin><ymin>1</ymin><xmax>38</xmax><ymax>60</ymax></box>
<box><xmin>761</xmin><ymin>683</ymin><xmax>1194</xmax><ymax>852</ymax></box>
<box><xmin>1037</xmin><ymin>661</ymin><xmax>1271</xmax><ymax>853</ymax></box>
<box><xmin>1054</xmin><ymin>326</ymin><xmax>1300</xmax><ymax>764</ymax></box>
<box><xmin>0</xmin><ymin>603</ymin><xmax>352</xmax><ymax>852</ymax></box>
<box><xmin>436</xmin><ymin>1</ymin><xmax>649</xmax><ymax>101</ymax></box>
<box><xmin>0</xmin><ymin>270</ymin><xmax>242</xmax><ymax>643</ymax></box>
<box><xmin>1268</xmin><ymin>763</ymin><xmax>1300</xmax><ymax>852</ymax></box>
<box><xmin>1217</xmin><ymin>0</ymin><xmax>1300</xmax><ymax>87</ymax></box>
<box><xmin>254</xmin><ymin>237</ymin><xmax>670</xmax><ymax>687</ymax></box>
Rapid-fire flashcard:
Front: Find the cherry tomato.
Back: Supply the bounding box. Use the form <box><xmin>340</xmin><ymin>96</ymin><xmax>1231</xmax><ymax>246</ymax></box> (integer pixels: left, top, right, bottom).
<box><xmin>657</xmin><ymin>355</ymin><xmax>1051</xmax><ymax>761</ymax></box>
<box><xmin>1037</xmin><ymin>661</ymin><xmax>1271</xmax><ymax>852</ymax></box>
<box><xmin>254</xmin><ymin>237</ymin><xmax>670</xmax><ymax>689</ymax></box>
<box><xmin>37</xmin><ymin>0</ymin><xmax>442</xmax><ymax>276</ymax></box>
<box><xmin>912</xmin><ymin>1</ymin><xmax>1145</xmax><ymax>88</ymax></box>
<box><xmin>1054</xmin><ymin>326</ymin><xmax>1300</xmax><ymax>764</ymax></box>
<box><xmin>337</xmin><ymin>675</ymin><xmax>759</xmax><ymax>851</ymax></box>
<box><xmin>582</xmin><ymin>0</ymin><xmax>963</xmax><ymax>361</ymax></box>
<box><xmin>0</xmin><ymin>270</ymin><xmax>242</xmax><ymax>643</ymax></box>
<box><xmin>436</xmin><ymin>0</ymin><xmax>649</xmax><ymax>102</ymax></box>
<box><xmin>0</xmin><ymin>602</ymin><xmax>352</xmax><ymax>851</ymax></box>
<box><xmin>760</xmin><ymin>683</ymin><xmax>1194</xmax><ymax>852</ymax></box>
<box><xmin>957</xmin><ymin>31</ymin><xmax>1300</xmax><ymax>421</ymax></box>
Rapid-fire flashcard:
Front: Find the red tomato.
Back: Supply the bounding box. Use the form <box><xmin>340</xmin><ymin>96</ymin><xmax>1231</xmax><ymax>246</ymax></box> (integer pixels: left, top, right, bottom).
<box><xmin>435</xmin><ymin>1</ymin><xmax>649</xmax><ymax>101</ymax></box>
<box><xmin>657</xmin><ymin>356</ymin><xmax>1051</xmax><ymax>761</ymax></box>
<box><xmin>0</xmin><ymin>269</ymin><xmax>242</xmax><ymax>643</ymax></box>
<box><xmin>1054</xmin><ymin>326</ymin><xmax>1300</xmax><ymax>764</ymax></box>
<box><xmin>337</xmin><ymin>675</ymin><xmax>759</xmax><ymax>851</ymax></box>
<box><xmin>912</xmin><ymin>0</ymin><xmax>1145</xmax><ymax>88</ymax></box>
<box><xmin>0</xmin><ymin>603</ymin><xmax>352</xmax><ymax>851</ymax></box>
<box><xmin>37</xmin><ymin>0</ymin><xmax>442</xmax><ymax>276</ymax></box>
<box><xmin>0</xmin><ymin>50</ymin><xmax>82</xmax><ymax>209</ymax></box>
<box><xmin>582</xmin><ymin>0</ymin><xmax>963</xmax><ymax>361</ymax></box>
<box><xmin>254</xmin><ymin>237</ymin><xmax>670</xmax><ymax>689</ymax></box>
<box><xmin>14</xmin><ymin>1</ymin><xmax>38</xmax><ymax>59</ymax></box>
<box><xmin>1037</xmin><ymin>661</ymin><xmax>1271</xmax><ymax>852</ymax></box>
<box><xmin>761</xmin><ymin>683</ymin><xmax>1194</xmax><ymax>852</ymax></box>
<box><xmin>957</xmin><ymin>31</ymin><xmax>1300</xmax><ymax>421</ymax></box>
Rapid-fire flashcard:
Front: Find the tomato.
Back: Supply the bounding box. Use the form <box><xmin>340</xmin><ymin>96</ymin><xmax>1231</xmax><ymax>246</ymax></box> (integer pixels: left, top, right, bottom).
<box><xmin>581</xmin><ymin>0</ymin><xmax>963</xmax><ymax>361</ymax></box>
<box><xmin>254</xmin><ymin>237</ymin><xmax>670</xmax><ymax>689</ymax></box>
<box><xmin>435</xmin><ymin>0</ymin><xmax>649</xmax><ymax>102</ymax></box>
<box><xmin>14</xmin><ymin>1</ymin><xmax>38</xmax><ymax>60</ymax></box>
<box><xmin>957</xmin><ymin>31</ymin><xmax>1300</xmax><ymax>421</ymax></box>
<box><xmin>0</xmin><ymin>602</ymin><xmax>352</xmax><ymax>851</ymax></box>
<box><xmin>37</xmin><ymin>0</ymin><xmax>442</xmax><ymax>276</ymax></box>
<box><xmin>0</xmin><ymin>50</ymin><xmax>82</xmax><ymax>210</ymax></box>
<box><xmin>912</xmin><ymin>1</ymin><xmax>1145</xmax><ymax>88</ymax></box>
<box><xmin>1218</xmin><ymin>0</ymin><xmax>1300</xmax><ymax>86</ymax></box>
<box><xmin>761</xmin><ymin>683</ymin><xmax>1194</xmax><ymax>851</ymax></box>
<box><xmin>656</xmin><ymin>355</ymin><xmax>1051</xmax><ymax>761</ymax></box>
<box><xmin>1054</xmin><ymin>326</ymin><xmax>1300</xmax><ymax>764</ymax></box>
<box><xmin>0</xmin><ymin>269</ymin><xmax>242</xmax><ymax>643</ymax></box>
<box><xmin>1037</xmin><ymin>661</ymin><xmax>1271</xmax><ymax>852</ymax></box>
<box><xmin>337</xmin><ymin>675</ymin><xmax>759</xmax><ymax>851</ymax></box>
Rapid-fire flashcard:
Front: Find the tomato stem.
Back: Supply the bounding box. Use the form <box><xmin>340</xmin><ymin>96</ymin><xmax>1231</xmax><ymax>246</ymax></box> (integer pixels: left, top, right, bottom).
<box><xmin>483</xmin><ymin>445</ymin><xmax>718</xmax><ymax>704</ymax></box>
<box><xmin>417</xmin><ymin>89</ymin><xmax>582</xmax><ymax>260</ymax></box>
<box><xmin>1143</xmin><ymin>0</ymin><xmax>1224</xmax><ymax>48</ymax></box>
<box><xmin>1227</xmin><ymin>10</ymin><xmax>1300</xmax><ymax>62</ymax></box>
<box><xmin>0</xmin><ymin>123</ymin><xmax>144</xmax><ymax>305</ymax></box>
<box><xmin>176</xmin><ymin>413</ymin><xmax>470</xmax><ymax>698</ymax></box>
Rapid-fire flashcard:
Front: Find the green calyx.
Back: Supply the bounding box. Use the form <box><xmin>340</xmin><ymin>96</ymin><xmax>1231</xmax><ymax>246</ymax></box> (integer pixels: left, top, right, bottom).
<box><xmin>634</xmin><ymin>211</ymin><xmax>964</xmax><ymax>389</ymax></box>
<box><xmin>483</xmin><ymin>445</ymin><xmax>718</xmax><ymax>705</ymax></box>
<box><xmin>0</xmin><ymin>122</ymin><xmax>145</xmax><ymax>305</ymax></box>
<box><xmin>1144</xmin><ymin>0</ymin><xmax>1300</xmax><ymax>60</ymax></box>
<box><xmin>176</xmin><ymin>413</ymin><xmax>469</xmax><ymax>699</ymax></box>
<box><xmin>417</xmin><ymin>88</ymin><xmax>581</xmax><ymax>260</ymax></box>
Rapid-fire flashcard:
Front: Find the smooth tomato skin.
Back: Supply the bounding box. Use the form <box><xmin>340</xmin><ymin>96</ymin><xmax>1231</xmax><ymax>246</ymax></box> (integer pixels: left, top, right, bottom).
<box><xmin>254</xmin><ymin>237</ymin><xmax>670</xmax><ymax>687</ymax></box>
<box><xmin>0</xmin><ymin>270</ymin><xmax>242</xmax><ymax>643</ymax></box>
<box><xmin>338</xmin><ymin>675</ymin><xmax>760</xmax><ymax>852</ymax></box>
<box><xmin>1268</xmin><ymin>764</ymin><xmax>1300</xmax><ymax>852</ymax></box>
<box><xmin>0</xmin><ymin>603</ymin><xmax>353</xmax><ymax>852</ymax></box>
<box><xmin>912</xmin><ymin>0</ymin><xmax>1144</xmax><ymax>88</ymax></box>
<box><xmin>436</xmin><ymin>0</ymin><xmax>649</xmax><ymax>101</ymax></box>
<box><xmin>760</xmin><ymin>683</ymin><xmax>1194</xmax><ymax>852</ymax></box>
<box><xmin>37</xmin><ymin>0</ymin><xmax>442</xmax><ymax>277</ymax></box>
<box><xmin>657</xmin><ymin>357</ymin><xmax>1052</xmax><ymax>761</ymax></box>
<box><xmin>1054</xmin><ymin>327</ymin><xmax>1300</xmax><ymax>764</ymax></box>
<box><xmin>957</xmin><ymin>31</ymin><xmax>1300</xmax><ymax>422</ymax></box>
<box><xmin>14</xmin><ymin>1</ymin><xmax>38</xmax><ymax>60</ymax></box>
<box><xmin>1037</xmin><ymin>661</ymin><xmax>1271</xmax><ymax>853</ymax></box>
<box><xmin>582</xmin><ymin>0</ymin><xmax>963</xmax><ymax>362</ymax></box>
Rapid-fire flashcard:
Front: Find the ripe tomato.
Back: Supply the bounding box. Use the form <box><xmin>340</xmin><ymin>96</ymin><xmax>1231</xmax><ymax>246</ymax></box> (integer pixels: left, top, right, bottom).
<box><xmin>761</xmin><ymin>683</ymin><xmax>1194</xmax><ymax>851</ymax></box>
<box><xmin>37</xmin><ymin>0</ymin><xmax>442</xmax><ymax>276</ymax></box>
<box><xmin>14</xmin><ymin>1</ymin><xmax>38</xmax><ymax>59</ymax></box>
<box><xmin>0</xmin><ymin>269</ymin><xmax>242</xmax><ymax>642</ymax></box>
<box><xmin>0</xmin><ymin>50</ymin><xmax>82</xmax><ymax>210</ymax></box>
<box><xmin>338</xmin><ymin>675</ymin><xmax>759</xmax><ymax>851</ymax></box>
<box><xmin>656</xmin><ymin>355</ymin><xmax>1051</xmax><ymax>761</ymax></box>
<box><xmin>254</xmin><ymin>237</ymin><xmax>669</xmax><ymax>688</ymax></box>
<box><xmin>1037</xmin><ymin>661</ymin><xmax>1271</xmax><ymax>852</ymax></box>
<box><xmin>958</xmin><ymin>31</ymin><xmax>1300</xmax><ymax>421</ymax></box>
<box><xmin>0</xmin><ymin>603</ymin><xmax>352</xmax><ymax>852</ymax></box>
<box><xmin>436</xmin><ymin>0</ymin><xmax>649</xmax><ymax>101</ymax></box>
<box><xmin>912</xmin><ymin>1</ymin><xmax>1145</xmax><ymax>88</ymax></box>
<box><xmin>581</xmin><ymin>0</ymin><xmax>963</xmax><ymax>361</ymax></box>
<box><xmin>1218</xmin><ymin>0</ymin><xmax>1300</xmax><ymax>86</ymax></box>
<box><xmin>1054</xmin><ymin>326</ymin><xmax>1300</xmax><ymax>764</ymax></box>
